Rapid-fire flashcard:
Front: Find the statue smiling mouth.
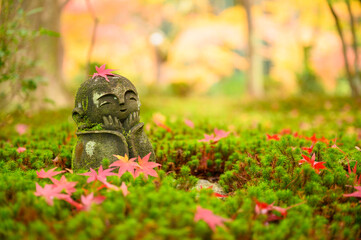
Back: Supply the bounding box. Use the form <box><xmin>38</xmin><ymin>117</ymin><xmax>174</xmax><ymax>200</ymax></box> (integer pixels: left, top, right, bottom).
<box><xmin>120</xmin><ymin>108</ymin><xmax>127</xmax><ymax>112</ymax></box>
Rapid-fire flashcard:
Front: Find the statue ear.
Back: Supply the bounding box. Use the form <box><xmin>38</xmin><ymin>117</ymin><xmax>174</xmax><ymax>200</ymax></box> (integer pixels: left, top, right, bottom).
<box><xmin>72</xmin><ymin>107</ymin><xmax>85</xmax><ymax>124</ymax></box>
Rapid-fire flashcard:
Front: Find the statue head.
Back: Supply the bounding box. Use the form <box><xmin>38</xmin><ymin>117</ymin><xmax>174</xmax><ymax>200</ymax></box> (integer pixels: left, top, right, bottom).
<box><xmin>72</xmin><ymin>75</ymin><xmax>140</xmax><ymax>129</ymax></box>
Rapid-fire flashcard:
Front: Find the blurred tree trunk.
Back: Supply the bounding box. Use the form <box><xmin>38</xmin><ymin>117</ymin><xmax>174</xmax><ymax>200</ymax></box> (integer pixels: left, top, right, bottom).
<box><xmin>23</xmin><ymin>0</ymin><xmax>72</xmax><ymax>108</ymax></box>
<box><xmin>240</xmin><ymin>0</ymin><xmax>264</xmax><ymax>97</ymax></box>
<box><xmin>326</xmin><ymin>0</ymin><xmax>360</xmax><ymax>97</ymax></box>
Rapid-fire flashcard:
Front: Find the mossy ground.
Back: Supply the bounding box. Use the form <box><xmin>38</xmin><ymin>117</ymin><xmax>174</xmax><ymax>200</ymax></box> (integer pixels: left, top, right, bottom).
<box><xmin>1</xmin><ymin>96</ymin><xmax>361</xmax><ymax>239</ymax></box>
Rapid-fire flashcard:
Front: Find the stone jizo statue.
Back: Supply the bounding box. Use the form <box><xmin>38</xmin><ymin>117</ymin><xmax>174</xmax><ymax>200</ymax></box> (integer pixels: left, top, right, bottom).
<box><xmin>72</xmin><ymin>73</ymin><xmax>155</xmax><ymax>170</ymax></box>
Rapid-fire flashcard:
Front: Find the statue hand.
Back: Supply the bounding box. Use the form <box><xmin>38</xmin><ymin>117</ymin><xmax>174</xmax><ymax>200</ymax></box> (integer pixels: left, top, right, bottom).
<box><xmin>102</xmin><ymin>115</ymin><xmax>123</xmax><ymax>131</ymax></box>
<box><xmin>123</xmin><ymin>111</ymin><xmax>140</xmax><ymax>132</ymax></box>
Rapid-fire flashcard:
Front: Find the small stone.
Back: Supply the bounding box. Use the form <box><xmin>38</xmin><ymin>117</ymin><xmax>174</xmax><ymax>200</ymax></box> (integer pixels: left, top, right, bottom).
<box><xmin>194</xmin><ymin>179</ymin><xmax>227</xmax><ymax>197</ymax></box>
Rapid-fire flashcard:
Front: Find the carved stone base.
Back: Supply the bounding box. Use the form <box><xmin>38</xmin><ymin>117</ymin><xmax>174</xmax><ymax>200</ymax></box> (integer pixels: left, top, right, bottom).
<box><xmin>72</xmin><ymin>130</ymin><xmax>129</xmax><ymax>170</ymax></box>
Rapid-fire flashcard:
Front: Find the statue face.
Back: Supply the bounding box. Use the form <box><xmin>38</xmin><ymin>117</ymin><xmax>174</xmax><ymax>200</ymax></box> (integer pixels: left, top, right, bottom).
<box><xmin>94</xmin><ymin>90</ymin><xmax>139</xmax><ymax>121</ymax></box>
<box><xmin>72</xmin><ymin>75</ymin><xmax>140</xmax><ymax>128</ymax></box>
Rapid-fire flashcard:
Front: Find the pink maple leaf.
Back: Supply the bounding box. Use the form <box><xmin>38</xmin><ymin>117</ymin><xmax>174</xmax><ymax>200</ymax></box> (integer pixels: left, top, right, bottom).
<box><xmin>330</xmin><ymin>138</ymin><xmax>345</xmax><ymax>154</ymax></box>
<box><xmin>194</xmin><ymin>206</ymin><xmax>230</xmax><ymax>231</ymax></box>
<box><xmin>214</xmin><ymin>128</ymin><xmax>230</xmax><ymax>142</ymax></box>
<box><xmin>79</xmin><ymin>166</ymin><xmax>116</xmax><ymax>183</ymax></box>
<box><xmin>343</xmin><ymin>186</ymin><xmax>361</xmax><ymax>200</ymax></box>
<box><xmin>198</xmin><ymin>128</ymin><xmax>230</xmax><ymax>144</ymax></box>
<box><xmin>110</xmin><ymin>154</ymin><xmax>139</xmax><ymax>178</ymax></box>
<box><xmin>120</xmin><ymin>182</ymin><xmax>129</xmax><ymax>196</ymax></box>
<box><xmin>50</xmin><ymin>175</ymin><xmax>77</xmax><ymax>194</ymax></box>
<box><xmin>198</xmin><ymin>133</ymin><xmax>216</xmax><ymax>143</ymax></box>
<box><xmin>37</xmin><ymin>167</ymin><xmax>65</xmax><ymax>180</ymax></box>
<box><xmin>92</xmin><ymin>64</ymin><xmax>116</xmax><ymax>82</ymax></box>
<box><xmin>15</xmin><ymin>124</ymin><xmax>28</xmax><ymax>135</ymax></box>
<box><xmin>184</xmin><ymin>119</ymin><xmax>194</xmax><ymax>128</ymax></box>
<box><xmin>101</xmin><ymin>181</ymin><xmax>120</xmax><ymax>191</ymax></box>
<box><xmin>80</xmin><ymin>193</ymin><xmax>106</xmax><ymax>211</ymax></box>
<box><xmin>34</xmin><ymin>183</ymin><xmax>70</xmax><ymax>206</ymax></box>
<box><xmin>16</xmin><ymin>147</ymin><xmax>26</xmax><ymax>153</ymax></box>
<box><xmin>134</xmin><ymin>153</ymin><xmax>161</xmax><ymax>179</ymax></box>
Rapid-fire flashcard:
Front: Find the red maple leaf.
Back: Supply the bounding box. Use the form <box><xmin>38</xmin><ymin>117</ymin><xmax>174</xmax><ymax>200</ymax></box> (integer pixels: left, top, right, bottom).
<box><xmin>266</xmin><ymin>134</ymin><xmax>280</xmax><ymax>141</ymax></box>
<box><xmin>255</xmin><ymin>200</ymin><xmax>289</xmax><ymax>224</ymax></box>
<box><xmin>80</xmin><ymin>193</ymin><xmax>106</xmax><ymax>211</ymax></box>
<box><xmin>50</xmin><ymin>175</ymin><xmax>77</xmax><ymax>194</ymax></box>
<box><xmin>92</xmin><ymin>64</ymin><xmax>116</xmax><ymax>82</ymax></box>
<box><xmin>134</xmin><ymin>153</ymin><xmax>161</xmax><ymax>179</ymax></box>
<box><xmin>318</xmin><ymin>136</ymin><xmax>330</xmax><ymax>144</ymax></box>
<box><xmin>194</xmin><ymin>206</ymin><xmax>230</xmax><ymax>231</ymax></box>
<box><xmin>301</xmin><ymin>144</ymin><xmax>314</xmax><ymax>154</ymax></box>
<box><xmin>37</xmin><ymin>167</ymin><xmax>65</xmax><ymax>180</ymax></box>
<box><xmin>306</xmin><ymin>134</ymin><xmax>318</xmax><ymax>143</ymax></box>
<box><xmin>280</xmin><ymin>128</ymin><xmax>292</xmax><ymax>135</ymax></box>
<box><xmin>255</xmin><ymin>199</ymin><xmax>273</xmax><ymax>215</ymax></box>
<box><xmin>299</xmin><ymin>154</ymin><xmax>326</xmax><ymax>174</ymax></box>
<box><xmin>346</xmin><ymin>159</ymin><xmax>361</xmax><ymax>185</ymax></box>
<box><xmin>110</xmin><ymin>154</ymin><xmax>139</xmax><ymax>178</ymax></box>
<box><xmin>79</xmin><ymin>166</ymin><xmax>116</xmax><ymax>183</ymax></box>
<box><xmin>34</xmin><ymin>183</ymin><xmax>70</xmax><ymax>206</ymax></box>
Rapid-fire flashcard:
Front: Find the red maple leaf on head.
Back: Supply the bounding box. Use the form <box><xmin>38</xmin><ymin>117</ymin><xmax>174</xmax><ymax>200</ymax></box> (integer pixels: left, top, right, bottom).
<box><xmin>194</xmin><ymin>206</ymin><xmax>230</xmax><ymax>231</ymax></box>
<box><xmin>110</xmin><ymin>154</ymin><xmax>139</xmax><ymax>178</ymax></box>
<box><xmin>37</xmin><ymin>167</ymin><xmax>65</xmax><ymax>180</ymax></box>
<box><xmin>92</xmin><ymin>64</ymin><xmax>116</xmax><ymax>82</ymax></box>
<box><xmin>80</xmin><ymin>193</ymin><xmax>106</xmax><ymax>211</ymax></box>
<box><xmin>134</xmin><ymin>153</ymin><xmax>161</xmax><ymax>179</ymax></box>
<box><xmin>79</xmin><ymin>166</ymin><xmax>116</xmax><ymax>183</ymax></box>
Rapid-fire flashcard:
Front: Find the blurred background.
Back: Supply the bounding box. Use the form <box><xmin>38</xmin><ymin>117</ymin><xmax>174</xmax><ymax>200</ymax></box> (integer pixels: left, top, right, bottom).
<box><xmin>0</xmin><ymin>0</ymin><xmax>361</xmax><ymax>114</ymax></box>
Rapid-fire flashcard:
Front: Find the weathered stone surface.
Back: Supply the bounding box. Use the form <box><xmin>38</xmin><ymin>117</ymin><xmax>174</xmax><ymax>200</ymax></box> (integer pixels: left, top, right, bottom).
<box><xmin>72</xmin><ymin>75</ymin><xmax>155</xmax><ymax>170</ymax></box>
